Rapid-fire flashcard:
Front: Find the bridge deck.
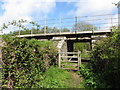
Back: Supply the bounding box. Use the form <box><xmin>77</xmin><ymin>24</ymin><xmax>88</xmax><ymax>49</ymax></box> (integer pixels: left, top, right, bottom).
<box><xmin>16</xmin><ymin>30</ymin><xmax>111</xmax><ymax>39</ymax></box>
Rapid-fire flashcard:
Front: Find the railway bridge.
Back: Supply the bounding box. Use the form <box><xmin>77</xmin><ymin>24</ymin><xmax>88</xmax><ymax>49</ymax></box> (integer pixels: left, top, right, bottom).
<box><xmin>13</xmin><ymin>14</ymin><xmax>117</xmax><ymax>70</ymax></box>
<box><xmin>16</xmin><ymin>29</ymin><xmax>112</xmax><ymax>52</ymax></box>
<box><xmin>14</xmin><ymin>14</ymin><xmax>117</xmax><ymax>52</ymax></box>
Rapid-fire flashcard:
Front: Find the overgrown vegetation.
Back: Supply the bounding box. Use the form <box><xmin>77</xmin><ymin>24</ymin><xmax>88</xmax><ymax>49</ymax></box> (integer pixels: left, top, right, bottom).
<box><xmin>80</xmin><ymin>29</ymin><xmax>120</xmax><ymax>88</ymax></box>
<box><xmin>1</xmin><ymin>35</ymin><xmax>57</xmax><ymax>88</ymax></box>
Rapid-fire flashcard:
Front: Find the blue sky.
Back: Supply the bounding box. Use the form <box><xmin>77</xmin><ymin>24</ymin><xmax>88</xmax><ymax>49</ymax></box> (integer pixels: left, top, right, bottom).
<box><xmin>0</xmin><ymin>1</ymin><xmax>4</xmax><ymax>16</ymax></box>
<box><xmin>0</xmin><ymin>0</ymin><xmax>119</xmax><ymax>34</ymax></box>
<box><xmin>49</xmin><ymin>2</ymin><xmax>76</xmax><ymax>18</ymax></box>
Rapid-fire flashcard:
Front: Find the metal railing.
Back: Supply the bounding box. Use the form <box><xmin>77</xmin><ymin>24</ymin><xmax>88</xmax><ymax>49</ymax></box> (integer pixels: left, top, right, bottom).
<box><xmin>3</xmin><ymin>14</ymin><xmax>118</xmax><ymax>35</ymax></box>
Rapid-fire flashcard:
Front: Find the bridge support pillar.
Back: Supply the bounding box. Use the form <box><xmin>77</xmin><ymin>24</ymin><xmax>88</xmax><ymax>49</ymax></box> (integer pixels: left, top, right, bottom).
<box><xmin>90</xmin><ymin>39</ymin><xmax>96</xmax><ymax>49</ymax></box>
<box><xmin>52</xmin><ymin>37</ymin><xmax>67</xmax><ymax>52</ymax></box>
<box><xmin>67</xmin><ymin>41</ymin><xmax>74</xmax><ymax>52</ymax></box>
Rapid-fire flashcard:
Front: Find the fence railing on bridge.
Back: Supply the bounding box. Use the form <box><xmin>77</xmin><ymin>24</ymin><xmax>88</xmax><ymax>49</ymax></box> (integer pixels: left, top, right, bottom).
<box><xmin>1</xmin><ymin>14</ymin><xmax>118</xmax><ymax>35</ymax></box>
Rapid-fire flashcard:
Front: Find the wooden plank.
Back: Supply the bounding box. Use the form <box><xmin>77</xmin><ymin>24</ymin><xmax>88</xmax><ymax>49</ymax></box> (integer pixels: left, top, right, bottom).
<box><xmin>61</xmin><ymin>60</ymin><xmax>78</xmax><ymax>63</ymax></box>
<box><xmin>58</xmin><ymin>53</ymin><xmax>61</xmax><ymax>68</ymax></box>
<box><xmin>77</xmin><ymin>51</ymin><xmax>79</xmax><ymax>70</ymax></box>
<box><xmin>58</xmin><ymin>52</ymin><xmax>78</xmax><ymax>54</ymax></box>
<box><xmin>60</xmin><ymin>56</ymin><xmax>78</xmax><ymax>58</ymax></box>
<box><xmin>61</xmin><ymin>64</ymin><xmax>78</xmax><ymax>67</ymax></box>
<box><xmin>81</xmin><ymin>57</ymin><xmax>90</xmax><ymax>60</ymax></box>
<box><xmin>79</xmin><ymin>51</ymin><xmax>81</xmax><ymax>65</ymax></box>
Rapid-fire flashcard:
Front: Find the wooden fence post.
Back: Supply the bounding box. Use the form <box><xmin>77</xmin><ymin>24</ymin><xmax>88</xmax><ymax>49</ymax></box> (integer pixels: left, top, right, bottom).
<box><xmin>58</xmin><ymin>52</ymin><xmax>61</xmax><ymax>68</ymax></box>
<box><xmin>80</xmin><ymin>51</ymin><xmax>81</xmax><ymax>65</ymax></box>
<box><xmin>78</xmin><ymin>50</ymin><xmax>81</xmax><ymax>70</ymax></box>
<box><xmin>78</xmin><ymin>51</ymin><xmax>80</xmax><ymax>70</ymax></box>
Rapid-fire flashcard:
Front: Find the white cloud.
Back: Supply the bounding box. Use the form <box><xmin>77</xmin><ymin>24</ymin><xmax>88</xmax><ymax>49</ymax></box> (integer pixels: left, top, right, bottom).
<box><xmin>74</xmin><ymin>0</ymin><xmax>119</xmax><ymax>16</ymax></box>
<box><xmin>69</xmin><ymin>0</ymin><xmax>119</xmax><ymax>30</ymax></box>
<box><xmin>0</xmin><ymin>0</ymin><xmax>56</xmax><ymax>34</ymax></box>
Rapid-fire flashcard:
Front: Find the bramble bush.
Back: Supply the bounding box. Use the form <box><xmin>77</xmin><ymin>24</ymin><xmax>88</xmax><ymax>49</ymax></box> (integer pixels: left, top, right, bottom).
<box><xmin>1</xmin><ymin>35</ymin><xmax>57</xmax><ymax>88</ymax></box>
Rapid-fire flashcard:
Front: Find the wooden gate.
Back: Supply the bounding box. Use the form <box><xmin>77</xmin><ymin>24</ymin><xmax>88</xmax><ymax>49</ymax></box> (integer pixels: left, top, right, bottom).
<box><xmin>58</xmin><ymin>51</ymin><xmax>81</xmax><ymax>71</ymax></box>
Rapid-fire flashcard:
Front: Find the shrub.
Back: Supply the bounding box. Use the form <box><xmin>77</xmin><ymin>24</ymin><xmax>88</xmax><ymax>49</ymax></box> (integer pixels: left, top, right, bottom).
<box><xmin>80</xmin><ymin>29</ymin><xmax>120</xmax><ymax>88</ymax></box>
<box><xmin>91</xmin><ymin>30</ymin><xmax>120</xmax><ymax>88</ymax></box>
<box><xmin>1</xmin><ymin>35</ymin><xmax>57</xmax><ymax>88</ymax></box>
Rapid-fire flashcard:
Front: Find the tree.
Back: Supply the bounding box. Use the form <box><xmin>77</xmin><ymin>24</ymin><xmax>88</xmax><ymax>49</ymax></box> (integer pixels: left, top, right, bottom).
<box><xmin>61</xmin><ymin>28</ymin><xmax>70</xmax><ymax>32</ymax></box>
<box><xmin>73</xmin><ymin>21</ymin><xmax>97</xmax><ymax>31</ymax></box>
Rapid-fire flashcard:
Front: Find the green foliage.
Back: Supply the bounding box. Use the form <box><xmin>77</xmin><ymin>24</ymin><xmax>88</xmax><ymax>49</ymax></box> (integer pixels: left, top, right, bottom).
<box><xmin>74</xmin><ymin>43</ymin><xmax>91</xmax><ymax>58</ymax></box>
<box><xmin>80</xmin><ymin>64</ymin><xmax>106</xmax><ymax>88</ymax></box>
<box><xmin>74</xmin><ymin>43</ymin><xmax>90</xmax><ymax>53</ymax></box>
<box><xmin>80</xmin><ymin>65</ymin><xmax>95</xmax><ymax>88</ymax></box>
<box><xmin>80</xmin><ymin>29</ymin><xmax>120</xmax><ymax>88</ymax></box>
<box><xmin>40</xmin><ymin>67</ymin><xmax>71</xmax><ymax>88</ymax></box>
<box><xmin>91</xmin><ymin>30</ymin><xmax>120</xmax><ymax>88</ymax></box>
<box><xmin>81</xmin><ymin>54</ymin><xmax>90</xmax><ymax>58</ymax></box>
<box><xmin>2</xmin><ymin>35</ymin><xmax>57</xmax><ymax>88</ymax></box>
<box><xmin>0</xmin><ymin>20</ymin><xmax>40</xmax><ymax>32</ymax></box>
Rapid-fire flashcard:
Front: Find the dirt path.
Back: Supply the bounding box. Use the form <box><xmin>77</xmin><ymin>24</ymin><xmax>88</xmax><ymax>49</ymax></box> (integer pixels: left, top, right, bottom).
<box><xmin>67</xmin><ymin>71</ymin><xmax>84</xmax><ymax>88</ymax></box>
